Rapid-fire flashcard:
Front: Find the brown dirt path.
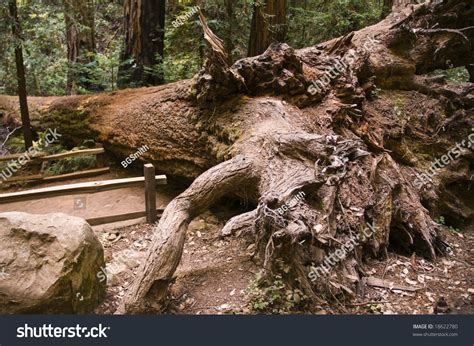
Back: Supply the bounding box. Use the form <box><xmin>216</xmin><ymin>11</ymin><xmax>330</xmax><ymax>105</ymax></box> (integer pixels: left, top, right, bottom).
<box><xmin>0</xmin><ymin>169</ymin><xmax>184</xmax><ymax>230</ymax></box>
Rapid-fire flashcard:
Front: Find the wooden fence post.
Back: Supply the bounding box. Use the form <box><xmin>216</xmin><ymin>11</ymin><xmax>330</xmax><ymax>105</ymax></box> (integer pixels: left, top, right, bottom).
<box><xmin>144</xmin><ymin>163</ymin><xmax>157</xmax><ymax>224</ymax></box>
<box><xmin>95</xmin><ymin>143</ymin><xmax>106</xmax><ymax>168</ymax></box>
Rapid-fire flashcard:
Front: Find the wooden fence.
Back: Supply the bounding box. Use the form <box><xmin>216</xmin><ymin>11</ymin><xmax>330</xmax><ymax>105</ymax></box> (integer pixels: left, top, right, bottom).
<box><xmin>0</xmin><ymin>164</ymin><xmax>167</xmax><ymax>226</ymax></box>
<box><xmin>0</xmin><ymin>145</ymin><xmax>109</xmax><ymax>185</ymax></box>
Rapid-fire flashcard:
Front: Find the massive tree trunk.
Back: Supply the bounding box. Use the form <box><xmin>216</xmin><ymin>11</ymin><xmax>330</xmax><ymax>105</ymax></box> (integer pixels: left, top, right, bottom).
<box><xmin>119</xmin><ymin>0</ymin><xmax>166</xmax><ymax>87</ymax></box>
<box><xmin>1</xmin><ymin>0</ymin><xmax>472</xmax><ymax>314</ymax></box>
<box><xmin>248</xmin><ymin>0</ymin><xmax>287</xmax><ymax>57</ymax></box>
<box><xmin>8</xmin><ymin>0</ymin><xmax>33</xmax><ymax>149</ymax></box>
<box><xmin>63</xmin><ymin>0</ymin><xmax>97</xmax><ymax>94</ymax></box>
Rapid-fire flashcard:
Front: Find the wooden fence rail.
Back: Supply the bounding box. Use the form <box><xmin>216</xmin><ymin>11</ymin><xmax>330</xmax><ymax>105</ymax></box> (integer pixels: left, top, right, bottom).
<box><xmin>0</xmin><ymin>175</ymin><xmax>167</xmax><ymax>204</ymax></box>
<box><xmin>1</xmin><ymin>146</ymin><xmax>167</xmax><ymax>225</ymax></box>
<box><xmin>0</xmin><ymin>146</ymin><xmax>109</xmax><ymax>185</ymax></box>
<box><xmin>86</xmin><ymin>209</ymin><xmax>164</xmax><ymax>226</ymax></box>
<box><xmin>0</xmin><ymin>147</ymin><xmax>105</xmax><ymax>162</ymax></box>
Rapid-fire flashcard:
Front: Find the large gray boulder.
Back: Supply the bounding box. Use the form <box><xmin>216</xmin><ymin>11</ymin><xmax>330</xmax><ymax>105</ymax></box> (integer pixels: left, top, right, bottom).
<box><xmin>0</xmin><ymin>212</ymin><xmax>106</xmax><ymax>313</ymax></box>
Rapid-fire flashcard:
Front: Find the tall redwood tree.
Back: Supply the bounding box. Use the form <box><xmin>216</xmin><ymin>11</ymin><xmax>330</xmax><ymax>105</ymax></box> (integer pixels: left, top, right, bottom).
<box><xmin>248</xmin><ymin>0</ymin><xmax>287</xmax><ymax>57</ymax></box>
<box><xmin>9</xmin><ymin>0</ymin><xmax>33</xmax><ymax>148</ymax></box>
<box><xmin>119</xmin><ymin>0</ymin><xmax>166</xmax><ymax>87</ymax></box>
<box><xmin>63</xmin><ymin>0</ymin><xmax>97</xmax><ymax>94</ymax></box>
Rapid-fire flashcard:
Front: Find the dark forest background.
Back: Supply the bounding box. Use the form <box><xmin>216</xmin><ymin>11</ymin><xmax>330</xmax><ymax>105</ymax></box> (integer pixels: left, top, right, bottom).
<box><xmin>0</xmin><ymin>0</ymin><xmax>387</xmax><ymax>96</ymax></box>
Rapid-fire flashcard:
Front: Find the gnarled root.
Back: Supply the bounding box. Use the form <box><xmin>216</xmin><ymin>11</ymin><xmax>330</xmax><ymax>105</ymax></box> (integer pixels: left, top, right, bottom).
<box><xmin>120</xmin><ymin>155</ymin><xmax>256</xmax><ymax>313</ymax></box>
<box><xmin>122</xmin><ymin>130</ymin><xmax>442</xmax><ymax>313</ymax></box>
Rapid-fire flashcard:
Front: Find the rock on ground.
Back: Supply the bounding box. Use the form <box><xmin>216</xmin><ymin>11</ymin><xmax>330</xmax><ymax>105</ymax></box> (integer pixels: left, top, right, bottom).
<box><xmin>0</xmin><ymin>212</ymin><xmax>106</xmax><ymax>313</ymax></box>
<box><xmin>106</xmin><ymin>249</ymin><xmax>143</xmax><ymax>287</ymax></box>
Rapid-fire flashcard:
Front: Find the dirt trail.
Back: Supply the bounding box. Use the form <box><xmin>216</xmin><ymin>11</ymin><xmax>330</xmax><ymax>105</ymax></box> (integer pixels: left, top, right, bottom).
<box><xmin>95</xmin><ymin>208</ymin><xmax>260</xmax><ymax>315</ymax></box>
<box><xmin>95</xmin><ymin>209</ymin><xmax>473</xmax><ymax>315</ymax></box>
<box><xmin>0</xmin><ymin>169</ymin><xmax>184</xmax><ymax>230</ymax></box>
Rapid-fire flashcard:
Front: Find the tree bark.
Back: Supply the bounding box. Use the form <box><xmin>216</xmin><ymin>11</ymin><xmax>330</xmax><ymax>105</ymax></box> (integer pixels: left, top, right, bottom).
<box><xmin>63</xmin><ymin>0</ymin><xmax>97</xmax><ymax>94</ymax></box>
<box><xmin>224</xmin><ymin>0</ymin><xmax>235</xmax><ymax>60</ymax></box>
<box><xmin>166</xmin><ymin>0</ymin><xmax>177</xmax><ymax>15</ymax></box>
<box><xmin>122</xmin><ymin>156</ymin><xmax>257</xmax><ymax>312</ymax></box>
<box><xmin>248</xmin><ymin>0</ymin><xmax>287</xmax><ymax>57</ymax></box>
<box><xmin>8</xmin><ymin>0</ymin><xmax>33</xmax><ymax>149</ymax></box>
<box><xmin>119</xmin><ymin>0</ymin><xmax>166</xmax><ymax>87</ymax></box>
<box><xmin>122</xmin><ymin>0</ymin><xmax>474</xmax><ymax>312</ymax></box>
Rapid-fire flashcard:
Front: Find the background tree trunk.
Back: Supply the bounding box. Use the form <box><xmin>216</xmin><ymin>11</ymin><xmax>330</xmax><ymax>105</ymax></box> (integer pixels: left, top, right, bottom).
<box><xmin>166</xmin><ymin>0</ymin><xmax>177</xmax><ymax>15</ymax></box>
<box><xmin>119</xmin><ymin>0</ymin><xmax>166</xmax><ymax>87</ymax></box>
<box><xmin>63</xmin><ymin>0</ymin><xmax>97</xmax><ymax>94</ymax></box>
<box><xmin>9</xmin><ymin>0</ymin><xmax>32</xmax><ymax>149</ymax></box>
<box><xmin>224</xmin><ymin>0</ymin><xmax>235</xmax><ymax>60</ymax></box>
<box><xmin>248</xmin><ymin>0</ymin><xmax>287</xmax><ymax>57</ymax></box>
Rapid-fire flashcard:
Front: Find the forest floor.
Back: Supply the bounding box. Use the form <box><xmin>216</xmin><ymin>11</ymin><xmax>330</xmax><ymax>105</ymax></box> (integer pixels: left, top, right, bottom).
<box><xmin>95</xmin><ymin>208</ymin><xmax>473</xmax><ymax>315</ymax></box>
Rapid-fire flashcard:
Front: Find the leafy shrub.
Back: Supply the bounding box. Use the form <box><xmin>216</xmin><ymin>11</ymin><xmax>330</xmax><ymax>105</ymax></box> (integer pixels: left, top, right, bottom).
<box><xmin>43</xmin><ymin>154</ymin><xmax>97</xmax><ymax>176</ymax></box>
<box><xmin>434</xmin><ymin>216</ymin><xmax>462</xmax><ymax>234</ymax></box>
<box><xmin>429</xmin><ymin>67</ymin><xmax>469</xmax><ymax>83</ymax></box>
<box><xmin>246</xmin><ymin>270</ymin><xmax>308</xmax><ymax>314</ymax></box>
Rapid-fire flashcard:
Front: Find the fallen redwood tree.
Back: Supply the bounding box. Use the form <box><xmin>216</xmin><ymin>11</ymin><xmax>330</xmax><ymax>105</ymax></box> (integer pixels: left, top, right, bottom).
<box><xmin>1</xmin><ymin>0</ymin><xmax>473</xmax><ymax>313</ymax></box>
